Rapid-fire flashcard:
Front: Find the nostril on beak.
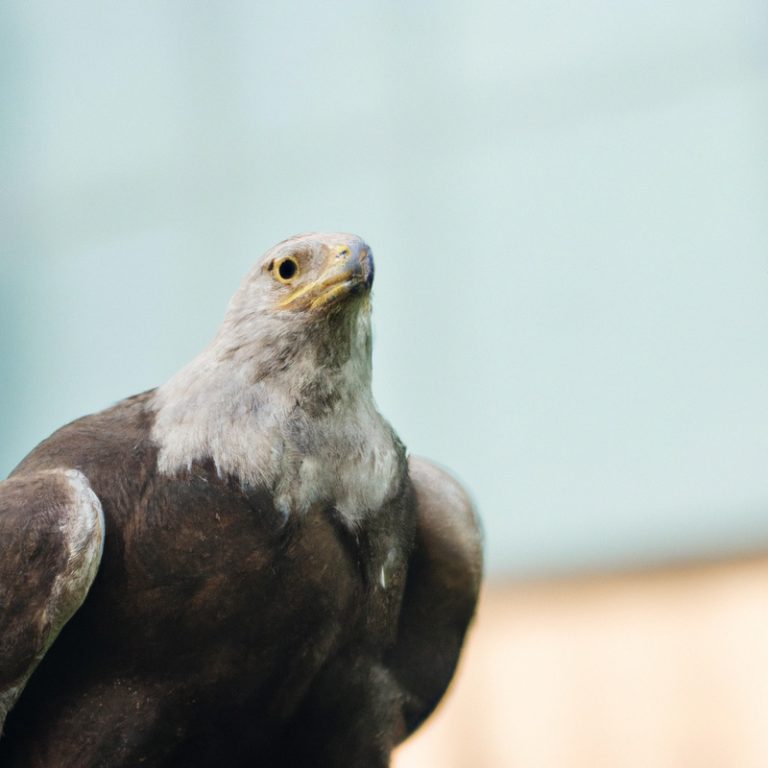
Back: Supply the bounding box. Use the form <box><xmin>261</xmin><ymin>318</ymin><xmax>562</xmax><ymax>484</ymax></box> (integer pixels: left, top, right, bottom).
<box><xmin>335</xmin><ymin>242</ymin><xmax>373</xmax><ymax>291</ymax></box>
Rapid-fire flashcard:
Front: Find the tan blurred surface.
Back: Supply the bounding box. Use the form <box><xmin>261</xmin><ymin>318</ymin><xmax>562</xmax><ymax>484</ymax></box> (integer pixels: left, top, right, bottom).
<box><xmin>394</xmin><ymin>555</ymin><xmax>768</xmax><ymax>768</ymax></box>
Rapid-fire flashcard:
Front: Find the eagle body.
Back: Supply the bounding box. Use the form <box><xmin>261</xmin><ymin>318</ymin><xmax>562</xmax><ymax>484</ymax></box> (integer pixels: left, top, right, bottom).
<box><xmin>0</xmin><ymin>234</ymin><xmax>482</xmax><ymax>767</ymax></box>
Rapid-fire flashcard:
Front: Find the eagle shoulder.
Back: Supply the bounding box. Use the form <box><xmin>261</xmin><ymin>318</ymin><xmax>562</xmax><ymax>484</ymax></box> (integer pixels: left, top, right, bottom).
<box><xmin>388</xmin><ymin>455</ymin><xmax>483</xmax><ymax>735</ymax></box>
<box><xmin>0</xmin><ymin>468</ymin><xmax>104</xmax><ymax>732</ymax></box>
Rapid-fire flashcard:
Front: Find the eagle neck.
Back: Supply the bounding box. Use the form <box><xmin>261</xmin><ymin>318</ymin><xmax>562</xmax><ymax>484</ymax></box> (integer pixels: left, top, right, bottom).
<box><xmin>149</xmin><ymin>305</ymin><xmax>399</xmax><ymax>521</ymax></box>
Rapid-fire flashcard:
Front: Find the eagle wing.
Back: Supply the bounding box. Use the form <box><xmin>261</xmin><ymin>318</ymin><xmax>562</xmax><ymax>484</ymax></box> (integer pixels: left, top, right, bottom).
<box><xmin>389</xmin><ymin>456</ymin><xmax>483</xmax><ymax>736</ymax></box>
<box><xmin>0</xmin><ymin>469</ymin><xmax>104</xmax><ymax>733</ymax></box>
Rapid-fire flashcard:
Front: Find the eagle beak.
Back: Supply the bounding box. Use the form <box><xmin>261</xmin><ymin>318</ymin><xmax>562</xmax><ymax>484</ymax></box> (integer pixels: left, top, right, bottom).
<box><xmin>280</xmin><ymin>244</ymin><xmax>374</xmax><ymax>311</ymax></box>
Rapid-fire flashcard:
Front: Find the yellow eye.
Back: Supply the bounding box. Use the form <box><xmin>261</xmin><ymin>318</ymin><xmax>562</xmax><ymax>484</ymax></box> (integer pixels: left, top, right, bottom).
<box><xmin>274</xmin><ymin>257</ymin><xmax>299</xmax><ymax>283</ymax></box>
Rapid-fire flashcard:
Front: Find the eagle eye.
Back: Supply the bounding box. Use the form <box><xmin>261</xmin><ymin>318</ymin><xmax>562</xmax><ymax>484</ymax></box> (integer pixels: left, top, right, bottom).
<box><xmin>275</xmin><ymin>257</ymin><xmax>299</xmax><ymax>283</ymax></box>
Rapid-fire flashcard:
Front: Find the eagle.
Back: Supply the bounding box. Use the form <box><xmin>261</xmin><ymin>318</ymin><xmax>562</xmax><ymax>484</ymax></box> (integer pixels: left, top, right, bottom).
<box><xmin>0</xmin><ymin>233</ymin><xmax>482</xmax><ymax>767</ymax></box>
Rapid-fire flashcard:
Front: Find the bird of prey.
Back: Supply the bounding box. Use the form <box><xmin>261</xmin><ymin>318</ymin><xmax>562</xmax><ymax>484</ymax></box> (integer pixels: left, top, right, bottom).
<box><xmin>0</xmin><ymin>233</ymin><xmax>482</xmax><ymax>767</ymax></box>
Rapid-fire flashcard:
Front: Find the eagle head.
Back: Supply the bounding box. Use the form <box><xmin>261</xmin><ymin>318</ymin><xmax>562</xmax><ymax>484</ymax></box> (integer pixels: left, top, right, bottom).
<box><xmin>227</xmin><ymin>232</ymin><xmax>374</xmax><ymax>323</ymax></box>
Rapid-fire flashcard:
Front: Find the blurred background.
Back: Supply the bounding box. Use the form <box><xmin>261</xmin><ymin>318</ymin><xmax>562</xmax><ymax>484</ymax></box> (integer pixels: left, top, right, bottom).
<box><xmin>1</xmin><ymin>1</ymin><xmax>767</xmax><ymax>765</ymax></box>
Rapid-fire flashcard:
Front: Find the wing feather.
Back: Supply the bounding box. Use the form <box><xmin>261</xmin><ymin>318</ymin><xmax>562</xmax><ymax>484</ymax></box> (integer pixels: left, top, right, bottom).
<box><xmin>0</xmin><ymin>469</ymin><xmax>104</xmax><ymax>732</ymax></box>
<box><xmin>389</xmin><ymin>456</ymin><xmax>483</xmax><ymax>736</ymax></box>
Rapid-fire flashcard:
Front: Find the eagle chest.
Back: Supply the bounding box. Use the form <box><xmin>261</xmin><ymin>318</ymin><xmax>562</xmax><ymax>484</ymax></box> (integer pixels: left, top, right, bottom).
<box><xmin>105</xmin><ymin>466</ymin><xmax>409</xmax><ymax>687</ymax></box>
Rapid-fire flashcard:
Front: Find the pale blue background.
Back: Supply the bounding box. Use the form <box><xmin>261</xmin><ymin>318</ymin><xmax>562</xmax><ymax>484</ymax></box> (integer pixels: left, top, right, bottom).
<box><xmin>2</xmin><ymin>1</ymin><xmax>767</xmax><ymax>576</ymax></box>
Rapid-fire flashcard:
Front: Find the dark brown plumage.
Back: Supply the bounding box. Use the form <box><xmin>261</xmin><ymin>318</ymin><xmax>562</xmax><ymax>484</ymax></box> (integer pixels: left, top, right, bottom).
<box><xmin>0</xmin><ymin>233</ymin><xmax>482</xmax><ymax>767</ymax></box>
